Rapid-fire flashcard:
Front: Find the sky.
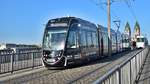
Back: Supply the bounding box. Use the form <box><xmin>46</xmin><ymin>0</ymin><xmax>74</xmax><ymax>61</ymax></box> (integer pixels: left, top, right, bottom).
<box><xmin>0</xmin><ymin>0</ymin><xmax>150</xmax><ymax>44</ymax></box>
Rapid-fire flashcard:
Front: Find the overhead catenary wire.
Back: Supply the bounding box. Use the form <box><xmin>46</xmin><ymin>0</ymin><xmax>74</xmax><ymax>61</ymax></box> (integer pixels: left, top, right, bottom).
<box><xmin>124</xmin><ymin>0</ymin><xmax>137</xmax><ymax>20</ymax></box>
<box><xmin>89</xmin><ymin>0</ymin><xmax>121</xmax><ymax>21</ymax></box>
<box><xmin>89</xmin><ymin>0</ymin><xmax>137</xmax><ymax>20</ymax></box>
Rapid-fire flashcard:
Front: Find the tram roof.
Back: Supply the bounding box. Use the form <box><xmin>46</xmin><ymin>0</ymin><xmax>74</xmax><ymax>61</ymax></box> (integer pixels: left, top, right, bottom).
<box><xmin>47</xmin><ymin>17</ymin><xmax>122</xmax><ymax>34</ymax></box>
<box><xmin>47</xmin><ymin>17</ymin><xmax>96</xmax><ymax>27</ymax></box>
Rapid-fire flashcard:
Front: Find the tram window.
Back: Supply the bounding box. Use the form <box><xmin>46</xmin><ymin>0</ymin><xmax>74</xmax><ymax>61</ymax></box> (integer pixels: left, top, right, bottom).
<box><xmin>92</xmin><ymin>32</ymin><xmax>97</xmax><ymax>48</ymax></box>
<box><xmin>112</xmin><ymin>34</ymin><xmax>116</xmax><ymax>44</ymax></box>
<box><xmin>103</xmin><ymin>33</ymin><xmax>108</xmax><ymax>48</ymax></box>
<box><xmin>67</xmin><ymin>24</ymin><xmax>79</xmax><ymax>49</ymax></box>
<box><xmin>67</xmin><ymin>31</ymin><xmax>78</xmax><ymax>48</ymax></box>
<box><xmin>87</xmin><ymin>32</ymin><xmax>92</xmax><ymax>48</ymax></box>
<box><xmin>80</xmin><ymin>30</ymin><xmax>87</xmax><ymax>48</ymax></box>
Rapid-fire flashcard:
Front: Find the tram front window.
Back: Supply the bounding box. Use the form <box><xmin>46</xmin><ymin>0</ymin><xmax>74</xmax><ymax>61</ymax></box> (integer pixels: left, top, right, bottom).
<box><xmin>43</xmin><ymin>28</ymin><xmax>67</xmax><ymax>50</ymax></box>
<box><xmin>137</xmin><ymin>38</ymin><xmax>144</xmax><ymax>42</ymax></box>
<box><xmin>122</xmin><ymin>39</ymin><xmax>129</xmax><ymax>43</ymax></box>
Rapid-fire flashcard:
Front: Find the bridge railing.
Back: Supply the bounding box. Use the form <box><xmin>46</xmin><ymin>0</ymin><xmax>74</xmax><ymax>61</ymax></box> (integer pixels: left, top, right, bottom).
<box><xmin>0</xmin><ymin>48</ymin><xmax>42</xmax><ymax>74</ymax></box>
<box><xmin>93</xmin><ymin>47</ymin><xmax>149</xmax><ymax>84</ymax></box>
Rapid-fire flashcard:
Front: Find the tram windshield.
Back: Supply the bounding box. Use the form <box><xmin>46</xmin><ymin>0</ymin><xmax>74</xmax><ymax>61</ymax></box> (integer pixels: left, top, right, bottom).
<box><xmin>43</xmin><ymin>27</ymin><xmax>67</xmax><ymax>50</ymax></box>
<box><xmin>122</xmin><ymin>39</ymin><xmax>129</xmax><ymax>43</ymax></box>
<box><xmin>137</xmin><ymin>38</ymin><xmax>144</xmax><ymax>42</ymax></box>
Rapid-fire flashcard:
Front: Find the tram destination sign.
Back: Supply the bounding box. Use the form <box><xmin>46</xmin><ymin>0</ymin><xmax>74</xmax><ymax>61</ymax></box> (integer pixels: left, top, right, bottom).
<box><xmin>49</xmin><ymin>23</ymin><xmax>68</xmax><ymax>27</ymax></box>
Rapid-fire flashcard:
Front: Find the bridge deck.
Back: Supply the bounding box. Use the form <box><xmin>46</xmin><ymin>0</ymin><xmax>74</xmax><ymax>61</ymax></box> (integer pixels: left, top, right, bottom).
<box><xmin>137</xmin><ymin>50</ymin><xmax>150</xmax><ymax>84</ymax></box>
<box><xmin>0</xmin><ymin>50</ymin><xmax>139</xmax><ymax>84</ymax></box>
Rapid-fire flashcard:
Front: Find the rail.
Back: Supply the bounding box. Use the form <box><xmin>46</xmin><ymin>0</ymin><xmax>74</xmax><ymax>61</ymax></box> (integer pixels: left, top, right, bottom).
<box><xmin>93</xmin><ymin>47</ymin><xmax>149</xmax><ymax>84</ymax></box>
<box><xmin>0</xmin><ymin>48</ymin><xmax>42</xmax><ymax>74</ymax></box>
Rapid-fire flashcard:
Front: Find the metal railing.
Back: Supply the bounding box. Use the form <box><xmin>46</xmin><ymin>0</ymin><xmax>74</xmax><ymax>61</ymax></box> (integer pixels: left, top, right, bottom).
<box><xmin>0</xmin><ymin>48</ymin><xmax>42</xmax><ymax>74</ymax></box>
<box><xmin>93</xmin><ymin>47</ymin><xmax>149</xmax><ymax>84</ymax></box>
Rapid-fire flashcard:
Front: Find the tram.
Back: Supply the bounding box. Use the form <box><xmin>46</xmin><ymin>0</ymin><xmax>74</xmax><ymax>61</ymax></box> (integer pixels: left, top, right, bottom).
<box><xmin>136</xmin><ymin>36</ymin><xmax>148</xmax><ymax>49</ymax></box>
<box><xmin>122</xmin><ymin>34</ymin><xmax>131</xmax><ymax>50</ymax></box>
<box><xmin>42</xmin><ymin>17</ymin><xmax>123</xmax><ymax>67</ymax></box>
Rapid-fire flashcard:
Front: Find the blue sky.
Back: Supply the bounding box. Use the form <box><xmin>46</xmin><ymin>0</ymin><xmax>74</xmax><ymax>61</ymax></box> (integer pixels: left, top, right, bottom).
<box><xmin>0</xmin><ymin>0</ymin><xmax>149</xmax><ymax>44</ymax></box>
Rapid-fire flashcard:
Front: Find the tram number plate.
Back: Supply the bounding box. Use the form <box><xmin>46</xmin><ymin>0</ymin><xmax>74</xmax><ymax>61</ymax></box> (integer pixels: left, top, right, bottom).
<box><xmin>47</xmin><ymin>59</ymin><xmax>55</xmax><ymax>62</ymax></box>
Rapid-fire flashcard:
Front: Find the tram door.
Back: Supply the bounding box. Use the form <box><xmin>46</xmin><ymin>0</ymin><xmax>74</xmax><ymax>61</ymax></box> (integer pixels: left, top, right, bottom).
<box><xmin>66</xmin><ymin>24</ymin><xmax>81</xmax><ymax>61</ymax></box>
<box><xmin>98</xmin><ymin>28</ymin><xmax>103</xmax><ymax>57</ymax></box>
<box><xmin>101</xmin><ymin>37</ymin><xmax>104</xmax><ymax>56</ymax></box>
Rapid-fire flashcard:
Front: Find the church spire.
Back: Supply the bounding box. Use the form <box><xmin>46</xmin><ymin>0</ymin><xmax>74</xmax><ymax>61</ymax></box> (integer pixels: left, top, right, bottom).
<box><xmin>124</xmin><ymin>22</ymin><xmax>131</xmax><ymax>37</ymax></box>
<box><xmin>134</xmin><ymin>21</ymin><xmax>140</xmax><ymax>39</ymax></box>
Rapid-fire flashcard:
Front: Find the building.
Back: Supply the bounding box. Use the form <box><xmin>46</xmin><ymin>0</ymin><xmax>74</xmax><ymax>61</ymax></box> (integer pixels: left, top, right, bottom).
<box><xmin>0</xmin><ymin>43</ymin><xmax>39</xmax><ymax>53</ymax></box>
<box><xmin>0</xmin><ymin>43</ymin><xmax>16</xmax><ymax>50</ymax></box>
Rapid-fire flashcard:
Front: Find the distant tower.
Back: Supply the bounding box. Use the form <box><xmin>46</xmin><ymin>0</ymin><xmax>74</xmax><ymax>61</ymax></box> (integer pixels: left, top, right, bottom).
<box><xmin>124</xmin><ymin>22</ymin><xmax>131</xmax><ymax>38</ymax></box>
<box><xmin>134</xmin><ymin>21</ymin><xmax>141</xmax><ymax>40</ymax></box>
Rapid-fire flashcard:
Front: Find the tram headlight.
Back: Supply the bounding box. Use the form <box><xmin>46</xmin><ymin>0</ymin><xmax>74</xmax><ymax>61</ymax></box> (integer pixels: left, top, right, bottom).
<box><xmin>67</xmin><ymin>55</ymin><xmax>73</xmax><ymax>58</ymax></box>
<box><xmin>58</xmin><ymin>50</ymin><xmax>63</xmax><ymax>57</ymax></box>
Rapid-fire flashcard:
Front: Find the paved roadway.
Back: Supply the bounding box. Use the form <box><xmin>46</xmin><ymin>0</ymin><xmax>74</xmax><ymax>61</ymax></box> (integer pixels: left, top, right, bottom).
<box><xmin>0</xmin><ymin>50</ymin><xmax>140</xmax><ymax>84</ymax></box>
<box><xmin>137</xmin><ymin>49</ymin><xmax>150</xmax><ymax>84</ymax></box>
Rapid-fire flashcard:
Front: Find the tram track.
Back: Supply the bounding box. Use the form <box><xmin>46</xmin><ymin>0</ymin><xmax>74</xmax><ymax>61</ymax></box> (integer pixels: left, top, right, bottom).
<box><xmin>67</xmin><ymin>61</ymin><xmax>110</xmax><ymax>84</ymax></box>
<box><xmin>68</xmin><ymin>50</ymin><xmax>140</xmax><ymax>84</ymax></box>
